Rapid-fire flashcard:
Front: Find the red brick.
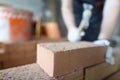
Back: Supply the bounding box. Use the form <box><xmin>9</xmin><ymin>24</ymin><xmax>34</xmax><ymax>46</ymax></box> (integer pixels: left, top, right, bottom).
<box><xmin>23</xmin><ymin>41</ymin><xmax>36</xmax><ymax>51</ymax></box>
<box><xmin>0</xmin><ymin>61</ymin><xmax>3</xmax><ymax>69</ymax></box>
<box><xmin>37</xmin><ymin>42</ymin><xmax>107</xmax><ymax>77</ymax></box>
<box><xmin>3</xmin><ymin>56</ymin><xmax>35</xmax><ymax>69</ymax></box>
<box><xmin>0</xmin><ymin>54</ymin><xmax>9</xmax><ymax>61</ymax></box>
<box><xmin>25</xmin><ymin>50</ymin><xmax>36</xmax><ymax>58</ymax></box>
<box><xmin>5</xmin><ymin>43</ymin><xmax>20</xmax><ymax>52</ymax></box>
<box><xmin>8</xmin><ymin>51</ymin><xmax>25</xmax><ymax>60</ymax></box>
<box><xmin>0</xmin><ymin>43</ymin><xmax>6</xmax><ymax>55</ymax></box>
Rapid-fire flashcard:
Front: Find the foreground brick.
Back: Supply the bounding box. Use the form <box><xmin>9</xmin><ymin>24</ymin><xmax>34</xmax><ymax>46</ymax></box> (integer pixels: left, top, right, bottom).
<box><xmin>37</xmin><ymin>42</ymin><xmax>106</xmax><ymax>77</ymax></box>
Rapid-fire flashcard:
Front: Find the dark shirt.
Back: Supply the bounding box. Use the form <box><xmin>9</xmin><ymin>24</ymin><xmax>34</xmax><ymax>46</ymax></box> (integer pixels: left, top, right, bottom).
<box><xmin>73</xmin><ymin>0</ymin><xmax>105</xmax><ymax>41</ymax></box>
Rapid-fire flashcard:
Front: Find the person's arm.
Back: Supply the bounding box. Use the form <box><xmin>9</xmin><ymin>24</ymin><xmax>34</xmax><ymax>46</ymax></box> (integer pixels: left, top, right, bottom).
<box><xmin>98</xmin><ymin>0</ymin><xmax>120</xmax><ymax>40</ymax></box>
<box><xmin>61</xmin><ymin>0</ymin><xmax>84</xmax><ymax>42</ymax></box>
<box><xmin>61</xmin><ymin>0</ymin><xmax>76</xmax><ymax>30</ymax></box>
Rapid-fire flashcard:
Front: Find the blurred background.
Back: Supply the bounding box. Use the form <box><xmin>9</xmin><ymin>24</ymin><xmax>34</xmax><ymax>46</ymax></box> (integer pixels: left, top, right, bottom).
<box><xmin>0</xmin><ymin>0</ymin><xmax>119</xmax><ymax>45</ymax></box>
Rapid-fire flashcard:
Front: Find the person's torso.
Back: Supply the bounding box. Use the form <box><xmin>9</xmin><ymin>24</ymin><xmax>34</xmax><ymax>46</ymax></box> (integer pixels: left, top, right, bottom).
<box><xmin>73</xmin><ymin>0</ymin><xmax>105</xmax><ymax>41</ymax></box>
<box><xmin>74</xmin><ymin>0</ymin><xmax>104</xmax><ymax>5</ymax></box>
<box><xmin>73</xmin><ymin>0</ymin><xmax>105</xmax><ymax>27</ymax></box>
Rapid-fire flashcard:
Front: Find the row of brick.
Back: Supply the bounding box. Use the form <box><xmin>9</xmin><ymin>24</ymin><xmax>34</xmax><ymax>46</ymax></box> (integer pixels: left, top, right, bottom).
<box><xmin>85</xmin><ymin>47</ymin><xmax>120</xmax><ymax>80</ymax></box>
<box><xmin>0</xmin><ymin>41</ymin><xmax>119</xmax><ymax>80</ymax></box>
<box><xmin>0</xmin><ymin>38</ymin><xmax>67</xmax><ymax>69</ymax></box>
<box><xmin>106</xmin><ymin>71</ymin><xmax>120</xmax><ymax>80</ymax></box>
<box><xmin>0</xmin><ymin>41</ymin><xmax>36</xmax><ymax>69</ymax></box>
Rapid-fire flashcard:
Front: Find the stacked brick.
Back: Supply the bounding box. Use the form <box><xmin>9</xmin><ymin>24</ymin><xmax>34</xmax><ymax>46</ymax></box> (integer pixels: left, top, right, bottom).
<box><xmin>0</xmin><ymin>39</ymin><xmax>66</xmax><ymax>69</ymax></box>
<box><xmin>85</xmin><ymin>48</ymin><xmax>120</xmax><ymax>80</ymax></box>
<box><xmin>0</xmin><ymin>41</ymin><xmax>36</xmax><ymax>69</ymax></box>
<box><xmin>0</xmin><ymin>41</ymin><xmax>120</xmax><ymax>80</ymax></box>
<box><xmin>36</xmin><ymin>42</ymin><xmax>120</xmax><ymax>80</ymax></box>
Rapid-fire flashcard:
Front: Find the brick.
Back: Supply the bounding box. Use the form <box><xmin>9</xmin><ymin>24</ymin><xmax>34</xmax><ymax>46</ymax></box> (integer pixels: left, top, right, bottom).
<box><xmin>0</xmin><ymin>54</ymin><xmax>9</xmax><ymax>61</ymax></box>
<box><xmin>1</xmin><ymin>39</ymin><xmax>66</xmax><ymax>68</ymax></box>
<box><xmin>0</xmin><ymin>44</ymin><xmax>9</xmax><ymax>62</ymax></box>
<box><xmin>0</xmin><ymin>61</ymin><xmax>3</xmax><ymax>69</ymax></box>
<box><xmin>85</xmin><ymin>63</ymin><xmax>119</xmax><ymax>80</ymax></box>
<box><xmin>61</xmin><ymin>69</ymin><xmax>83</xmax><ymax>80</ymax></box>
<box><xmin>85</xmin><ymin>47</ymin><xmax>120</xmax><ymax>80</ymax></box>
<box><xmin>37</xmin><ymin>41</ymin><xmax>107</xmax><ymax>77</ymax></box>
<box><xmin>5</xmin><ymin>41</ymin><xmax>36</xmax><ymax>53</ymax></box>
<box><xmin>0</xmin><ymin>43</ymin><xmax>5</xmax><ymax>54</ymax></box>
<box><xmin>25</xmin><ymin>50</ymin><xmax>36</xmax><ymax>58</ymax></box>
<box><xmin>4</xmin><ymin>41</ymin><xmax>36</xmax><ymax>60</ymax></box>
<box><xmin>106</xmin><ymin>71</ymin><xmax>120</xmax><ymax>80</ymax></box>
<box><xmin>5</xmin><ymin>43</ymin><xmax>20</xmax><ymax>52</ymax></box>
<box><xmin>9</xmin><ymin>51</ymin><xmax>25</xmax><ymax>60</ymax></box>
<box><xmin>3</xmin><ymin>56</ymin><xmax>35</xmax><ymax>69</ymax></box>
<box><xmin>23</xmin><ymin>41</ymin><xmax>36</xmax><ymax>51</ymax></box>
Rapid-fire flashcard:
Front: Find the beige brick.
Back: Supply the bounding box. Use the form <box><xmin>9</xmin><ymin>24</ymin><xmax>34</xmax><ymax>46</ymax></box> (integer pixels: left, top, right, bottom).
<box><xmin>37</xmin><ymin>42</ymin><xmax>106</xmax><ymax>77</ymax></box>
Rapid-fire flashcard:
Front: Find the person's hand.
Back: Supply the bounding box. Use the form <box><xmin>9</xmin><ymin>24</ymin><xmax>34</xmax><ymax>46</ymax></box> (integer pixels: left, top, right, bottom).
<box><xmin>94</xmin><ymin>39</ymin><xmax>115</xmax><ymax>65</ymax></box>
<box><xmin>67</xmin><ymin>27</ymin><xmax>85</xmax><ymax>42</ymax></box>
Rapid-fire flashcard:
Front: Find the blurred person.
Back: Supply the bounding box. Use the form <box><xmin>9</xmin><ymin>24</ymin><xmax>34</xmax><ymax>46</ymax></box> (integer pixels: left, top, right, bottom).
<box><xmin>61</xmin><ymin>0</ymin><xmax>120</xmax><ymax>64</ymax></box>
<box><xmin>61</xmin><ymin>0</ymin><xmax>120</xmax><ymax>42</ymax></box>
